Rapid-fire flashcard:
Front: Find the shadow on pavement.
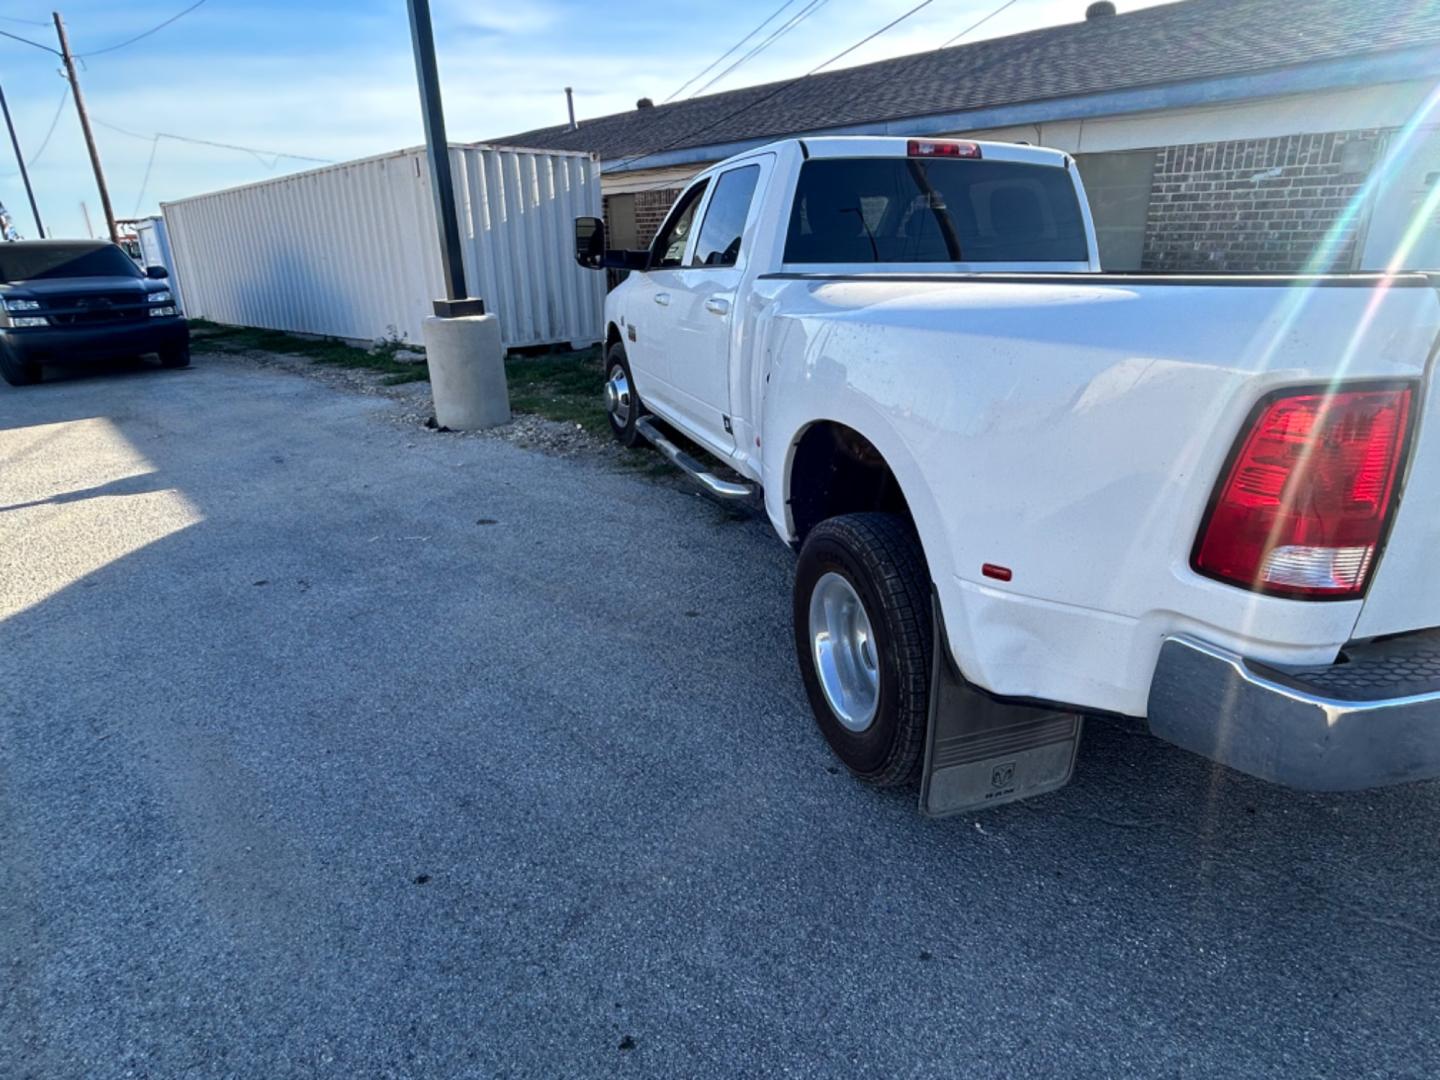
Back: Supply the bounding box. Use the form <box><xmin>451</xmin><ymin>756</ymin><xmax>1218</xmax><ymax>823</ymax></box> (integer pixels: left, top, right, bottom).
<box><xmin>1</xmin><ymin>358</ymin><xmax>1437</xmax><ymax>1077</ymax></box>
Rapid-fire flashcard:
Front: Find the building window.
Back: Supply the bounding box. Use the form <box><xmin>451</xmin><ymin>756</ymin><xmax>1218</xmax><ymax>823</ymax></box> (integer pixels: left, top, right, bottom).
<box><xmin>603</xmin><ymin>193</ymin><xmax>638</xmax><ymax>250</ymax></box>
<box><xmin>1074</xmin><ymin>151</ymin><xmax>1156</xmax><ymax>271</ymax></box>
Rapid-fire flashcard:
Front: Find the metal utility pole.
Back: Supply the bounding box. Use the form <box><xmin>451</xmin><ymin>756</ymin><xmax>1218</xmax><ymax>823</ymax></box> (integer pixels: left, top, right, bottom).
<box><xmin>0</xmin><ymin>83</ymin><xmax>44</xmax><ymax>237</ymax></box>
<box><xmin>405</xmin><ymin>0</ymin><xmax>482</xmax><ymax>317</ymax></box>
<box><xmin>53</xmin><ymin>11</ymin><xmax>118</xmax><ymax>244</ymax></box>
<box><xmin>565</xmin><ymin>87</ymin><xmax>577</xmax><ymax>131</ymax></box>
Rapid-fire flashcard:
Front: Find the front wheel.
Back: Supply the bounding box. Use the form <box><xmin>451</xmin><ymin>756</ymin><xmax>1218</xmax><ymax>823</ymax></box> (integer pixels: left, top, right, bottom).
<box><xmin>0</xmin><ymin>347</ymin><xmax>39</xmax><ymax>387</ymax></box>
<box><xmin>603</xmin><ymin>343</ymin><xmax>643</xmax><ymax>448</ymax></box>
<box><xmin>159</xmin><ymin>342</ymin><xmax>190</xmax><ymax>369</ymax></box>
<box><xmin>793</xmin><ymin>513</ymin><xmax>933</xmax><ymax>786</ymax></box>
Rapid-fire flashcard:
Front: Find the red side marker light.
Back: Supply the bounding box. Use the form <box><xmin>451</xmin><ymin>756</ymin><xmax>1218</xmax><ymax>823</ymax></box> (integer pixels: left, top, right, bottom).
<box><xmin>908</xmin><ymin>139</ymin><xmax>982</xmax><ymax>159</ymax></box>
<box><xmin>982</xmin><ymin>563</ymin><xmax>1013</xmax><ymax>582</ymax></box>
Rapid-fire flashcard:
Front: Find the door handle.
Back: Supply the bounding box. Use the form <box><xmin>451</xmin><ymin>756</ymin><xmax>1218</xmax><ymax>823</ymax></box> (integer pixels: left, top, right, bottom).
<box><xmin>704</xmin><ymin>297</ymin><xmax>731</xmax><ymax>316</ymax></box>
<box><xmin>654</xmin><ymin>292</ymin><xmax>671</xmax><ymax>306</ymax></box>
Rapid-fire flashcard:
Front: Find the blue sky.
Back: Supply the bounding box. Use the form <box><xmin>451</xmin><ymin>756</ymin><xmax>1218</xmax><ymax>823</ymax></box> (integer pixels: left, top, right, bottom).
<box><xmin>0</xmin><ymin>0</ymin><xmax>1169</xmax><ymax>239</ymax></box>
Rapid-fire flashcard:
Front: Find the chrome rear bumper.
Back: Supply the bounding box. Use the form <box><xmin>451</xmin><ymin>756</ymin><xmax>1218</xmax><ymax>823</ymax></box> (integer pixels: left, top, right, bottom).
<box><xmin>1147</xmin><ymin>631</ymin><xmax>1440</xmax><ymax>791</ymax></box>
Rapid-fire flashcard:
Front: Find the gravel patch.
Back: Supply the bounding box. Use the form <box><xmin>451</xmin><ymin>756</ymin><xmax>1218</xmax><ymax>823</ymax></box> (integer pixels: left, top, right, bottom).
<box><xmin>194</xmin><ymin>336</ymin><xmax>625</xmax><ymax>462</ymax></box>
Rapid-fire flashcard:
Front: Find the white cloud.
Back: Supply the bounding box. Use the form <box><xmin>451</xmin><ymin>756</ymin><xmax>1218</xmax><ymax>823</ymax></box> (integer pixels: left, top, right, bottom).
<box><xmin>446</xmin><ymin>3</ymin><xmax>564</xmax><ymax>37</ymax></box>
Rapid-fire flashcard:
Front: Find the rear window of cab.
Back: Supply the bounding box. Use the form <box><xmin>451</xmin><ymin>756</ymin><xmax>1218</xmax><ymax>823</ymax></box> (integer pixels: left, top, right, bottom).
<box><xmin>784</xmin><ymin>157</ymin><xmax>1090</xmax><ymax>265</ymax></box>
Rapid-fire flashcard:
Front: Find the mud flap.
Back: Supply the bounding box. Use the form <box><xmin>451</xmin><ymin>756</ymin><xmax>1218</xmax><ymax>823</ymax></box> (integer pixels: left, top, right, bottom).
<box><xmin>919</xmin><ymin>598</ymin><xmax>1084</xmax><ymax>816</ymax></box>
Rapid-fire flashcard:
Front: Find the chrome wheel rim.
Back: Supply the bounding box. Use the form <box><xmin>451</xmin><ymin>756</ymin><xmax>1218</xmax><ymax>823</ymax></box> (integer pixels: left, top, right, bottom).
<box><xmin>605</xmin><ymin>364</ymin><xmax>632</xmax><ymax>426</ymax></box>
<box><xmin>808</xmin><ymin>571</ymin><xmax>880</xmax><ymax>732</ymax></box>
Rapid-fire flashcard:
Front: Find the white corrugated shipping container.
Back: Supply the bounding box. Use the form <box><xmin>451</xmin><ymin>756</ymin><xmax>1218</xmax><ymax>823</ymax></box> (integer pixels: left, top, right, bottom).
<box><xmin>134</xmin><ymin>215</ymin><xmax>176</xmax><ymax>279</ymax></box>
<box><xmin>161</xmin><ymin>144</ymin><xmax>604</xmax><ymax>351</ymax></box>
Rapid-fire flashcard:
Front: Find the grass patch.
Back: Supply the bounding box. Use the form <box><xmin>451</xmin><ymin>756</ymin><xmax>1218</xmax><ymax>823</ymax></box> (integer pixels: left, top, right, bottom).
<box><xmin>192</xmin><ymin>320</ymin><xmax>429</xmax><ymax>384</ymax></box>
<box><xmin>504</xmin><ymin>347</ymin><xmax>608</xmax><ymax>430</ymax></box>
<box><xmin>194</xmin><ymin>320</ymin><xmax>610</xmax><ymax>418</ymax></box>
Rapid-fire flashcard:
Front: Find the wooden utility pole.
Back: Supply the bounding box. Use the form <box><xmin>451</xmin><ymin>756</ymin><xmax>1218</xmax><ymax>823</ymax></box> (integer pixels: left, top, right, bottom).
<box><xmin>53</xmin><ymin>11</ymin><xmax>118</xmax><ymax>243</ymax></box>
<box><xmin>0</xmin><ymin>83</ymin><xmax>44</xmax><ymax>237</ymax></box>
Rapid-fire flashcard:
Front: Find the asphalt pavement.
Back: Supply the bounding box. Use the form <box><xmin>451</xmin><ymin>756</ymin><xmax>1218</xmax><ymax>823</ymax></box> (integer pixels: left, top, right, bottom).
<box><xmin>2</xmin><ymin>353</ymin><xmax>1438</xmax><ymax>1078</ymax></box>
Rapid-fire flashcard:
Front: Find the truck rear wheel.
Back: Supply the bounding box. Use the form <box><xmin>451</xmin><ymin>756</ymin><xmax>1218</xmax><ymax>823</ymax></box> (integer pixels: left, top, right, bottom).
<box><xmin>604</xmin><ymin>343</ymin><xmax>643</xmax><ymax>448</ymax></box>
<box><xmin>793</xmin><ymin>513</ymin><xmax>933</xmax><ymax>786</ymax></box>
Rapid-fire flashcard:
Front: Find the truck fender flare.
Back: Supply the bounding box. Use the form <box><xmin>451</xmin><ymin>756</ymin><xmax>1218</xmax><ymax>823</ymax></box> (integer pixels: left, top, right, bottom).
<box><xmin>776</xmin><ymin>411</ymin><xmax>956</xmax><ymax>589</ymax></box>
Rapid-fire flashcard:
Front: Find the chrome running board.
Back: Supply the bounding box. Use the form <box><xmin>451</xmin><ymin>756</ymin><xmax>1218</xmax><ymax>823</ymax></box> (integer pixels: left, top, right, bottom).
<box><xmin>634</xmin><ymin>417</ymin><xmax>756</xmax><ymax>501</ymax></box>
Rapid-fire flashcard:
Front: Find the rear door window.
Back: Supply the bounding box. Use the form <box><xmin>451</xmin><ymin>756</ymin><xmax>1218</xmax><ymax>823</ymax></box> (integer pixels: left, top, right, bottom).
<box><xmin>784</xmin><ymin>157</ymin><xmax>1090</xmax><ymax>264</ymax></box>
<box><xmin>691</xmin><ymin>164</ymin><xmax>761</xmax><ymax>268</ymax></box>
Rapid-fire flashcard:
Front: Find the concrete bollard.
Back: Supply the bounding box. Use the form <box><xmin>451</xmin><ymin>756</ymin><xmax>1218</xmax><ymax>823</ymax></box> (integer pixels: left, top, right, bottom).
<box><xmin>422</xmin><ymin>313</ymin><xmax>510</xmax><ymax>430</ymax></box>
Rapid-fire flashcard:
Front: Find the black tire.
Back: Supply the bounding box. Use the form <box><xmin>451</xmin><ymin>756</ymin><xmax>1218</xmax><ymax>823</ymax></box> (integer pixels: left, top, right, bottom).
<box><xmin>793</xmin><ymin>513</ymin><xmax>933</xmax><ymax>786</ymax></box>
<box><xmin>604</xmin><ymin>342</ymin><xmax>643</xmax><ymax>448</ymax></box>
<box><xmin>159</xmin><ymin>343</ymin><xmax>190</xmax><ymax>369</ymax></box>
<box><xmin>0</xmin><ymin>347</ymin><xmax>39</xmax><ymax>387</ymax></box>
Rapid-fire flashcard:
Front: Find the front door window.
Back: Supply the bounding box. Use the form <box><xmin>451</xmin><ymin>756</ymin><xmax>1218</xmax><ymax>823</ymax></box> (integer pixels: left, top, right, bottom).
<box><xmin>651</xmin><ymin>181</ymin><xmax>710</xmax><ymax>268</ymax></box>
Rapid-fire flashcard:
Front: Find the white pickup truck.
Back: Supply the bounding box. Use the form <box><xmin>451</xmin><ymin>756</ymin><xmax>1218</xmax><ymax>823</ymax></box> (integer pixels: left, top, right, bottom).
<box><xmin>574</xmin><ymin>136</ymin><xmax>1440</xmax><ymax>815</ymax></box>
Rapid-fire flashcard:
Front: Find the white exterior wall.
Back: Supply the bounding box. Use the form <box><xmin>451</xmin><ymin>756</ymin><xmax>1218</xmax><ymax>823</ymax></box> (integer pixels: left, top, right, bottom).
<box><xmin>957</xmin><ymin>81</ymin><xmax>1436</xmax><ymax>155</ymax></box>
<box><xmin>162</xmin><ymin>144</ymin><xmax>605</xmax><ymax>350</ymax></box>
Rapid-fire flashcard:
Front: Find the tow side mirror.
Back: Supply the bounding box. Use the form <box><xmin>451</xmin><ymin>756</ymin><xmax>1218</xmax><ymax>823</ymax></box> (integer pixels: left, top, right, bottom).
<box><xmin>574</xmin><ymin>216</ymin><xmax>605</xmax><ymax>269</ymax></box>
<box><xmin>145</xmin><ymin>265</ymin><xmax>168</xmax><ymax>280</ymax></box>
<box><xmin>574</xmin><ymin>217</ymin><xmax>651</xmax><ymax>272</ymax></box>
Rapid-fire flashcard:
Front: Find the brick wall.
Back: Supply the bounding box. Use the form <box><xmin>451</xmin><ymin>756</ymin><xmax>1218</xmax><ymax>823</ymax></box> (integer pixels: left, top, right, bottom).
<box><xmin>600</xmin><ymin>187</ymin><xmax>683</xmax><ymax>248</ymax></box>
<box><xmin>633</xmin><ymin>188</ymin><xmax>683</xmax><ymax>248</ymax></box>
<box><xmin>599</xmin><ymin>187</ymin><xmax>685</xmax><ymax>291</ymax></box>
<box><xmin>1142</xmin><ymin>130</ymin><xmax>1386</xmax><ymax>272</ymax></box>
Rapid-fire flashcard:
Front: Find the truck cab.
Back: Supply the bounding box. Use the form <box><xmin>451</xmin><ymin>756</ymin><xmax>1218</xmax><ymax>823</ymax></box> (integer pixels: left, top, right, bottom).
<box><xmin>599</xmin><ymin>137</ymin><xmax>1098</xmax><ymax>475</ymax></box>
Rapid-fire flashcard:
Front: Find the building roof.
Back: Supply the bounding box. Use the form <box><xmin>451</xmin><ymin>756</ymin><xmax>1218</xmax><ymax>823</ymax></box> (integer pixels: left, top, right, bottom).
<box><xmin>491</xmin><ymin>0</ymin><xmax>1440</xmax><ymax>167</ymax></box>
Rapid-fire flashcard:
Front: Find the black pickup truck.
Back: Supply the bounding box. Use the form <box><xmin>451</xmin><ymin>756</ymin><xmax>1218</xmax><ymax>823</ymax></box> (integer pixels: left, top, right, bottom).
<box><xmin>0</xmin><ymin>239</ymin><xmax>189</xmax><ymax>387</ymax></box>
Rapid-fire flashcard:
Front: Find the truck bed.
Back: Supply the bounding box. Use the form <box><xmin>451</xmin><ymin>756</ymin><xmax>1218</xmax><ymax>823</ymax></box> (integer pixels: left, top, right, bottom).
<box><xmin>754</xmin><ymin>269</ymin><xmax>1440</xmax><ymax>716</ymax></box>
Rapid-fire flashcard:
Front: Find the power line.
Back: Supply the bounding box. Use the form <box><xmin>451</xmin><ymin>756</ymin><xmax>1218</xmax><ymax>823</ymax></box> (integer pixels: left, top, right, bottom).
<box><xmin>609</xmin><ymin>0</ymin><xmax>945</xmax><ymax>178</ymax></box>
<box><xmin>94</xmin><ymin>117</ymin><xmax>335</xmax><ymax>165</ymax></box>
<box><xmin>0</xmin><ymin>15</ymin><xmax>50</xmax><ymax>27</ymax></box>
<box><xmin>79</xmin><ymin>0</ymin><xmax>209</xmax><ymax>58</ymax></box>
<box><xmin>941</xmin><ymin>0</ymin><xmax>1021</xmax><ymax>47</ymax></box>
<box><xmin>131</xmin><ymin>135</ymin><xmax>160</xmax><ymax>215</ymax></box>
<box><xmin>809</xmin><ymin>0</ymin><xmax>942</xmax><ymax>76</ymax></box>
<box><xmin>0</xmin><ymin>26</ymin><xmax>58</xmax><ymax>53</ymax></box>
<box><xmin>663</xmin><ymin>0</ymin><xmax>802</xmax><ymax>103</ymax></box>
<box><xmin>161</xmin><ymin>131</ymin><xmax>332</xmax><ymax>166</ymax></box>
<box><xmin>688</xmin><ymin>0</ymin><xmax>832</xmax><ymax>100</ymax></box>
<box><xmin>620</xmin><ymin>0</ymin><xmax>1032</xmax><ymax>196</ymax></box>
<box><xmin>27</xmin><ymin>83</ymin><xmax>69</xmax><ymax>167</ymax></box>
<box><xmin>95</xmin><ymin>117</ymin><xmax>169</xmax><ymax>140</ymax></box>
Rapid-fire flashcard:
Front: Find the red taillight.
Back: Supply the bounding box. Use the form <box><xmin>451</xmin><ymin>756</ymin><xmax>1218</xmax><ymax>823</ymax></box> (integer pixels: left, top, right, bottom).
<box><xmin>907</xmin><ymin>139</ymin><xmax>981</xmax><ymax>159</ymax></box>
<box><xmin>1193</xmin><ymin>386</ymin><xmax>1413</xmax><ymax>599</ymax></box>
